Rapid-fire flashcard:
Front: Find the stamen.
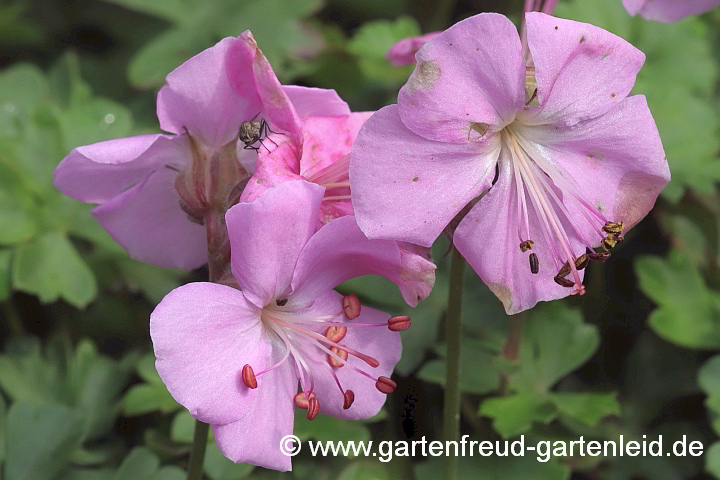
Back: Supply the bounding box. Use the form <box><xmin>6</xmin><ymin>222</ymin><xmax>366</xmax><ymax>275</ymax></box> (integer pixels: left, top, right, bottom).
<box><xmin>589</xmin><ymin>251</ymin><xmax>611</xmax><ymax>263</ymax></box>
<box><xmin>328</xmin><ymin>347</ymin><xmax>348</xmax><ymax>367</ymax></box>
<box><xmin>242</xmin><ymin>365</ymin><xmax>257</xmax><ymax>389</ymax></box>
<box><xmin>343</xmin><ymin>294</ymin><xmax>361</xmax><ymax>319</ymax></box>
<box><xmin>375</xmin><ymin>376</ymin><xmax>397</xmax><ymax>394</ymax></box>
<box><xmin>307</xmin><ymin>396</ymin><xmax>320</xmax><ymax>420</ymax></box>
<box><xmin>294</xmin><ymin>391</ymin><xmax>316</xmax><ymax>409</ymax></box>
<box><xmin>520</xmin><ymin>240</ymin><xmax>534</xmax><ymax>252</ymax></box>
<box><xmin>602</xmin><ymin>221</ymin><xmax>624</xmax><ymax>235</ymax></box>
<box><xmin>344</xmin><ymin>390</ymin><xmax>355</xmax><ymax>409</ymax></box>
<box><xmin>271</xmin><ymin>316</ymin><xmax>380</xmax><ymax>367</ymax></box>
<box><xmin>326</xmin><ymin>325</ymin><xmax>347</xmax><ymax>342</ymax></box>
<box><xmin>322</xmin><ymin>195</ymin><xmax>352</xmax><ymax>202</ymax></box>
<box><xmin>529</xmin><ymin>253</ymin><xmax>539</xmax><ymax>274</ymax></box>
<box><xmin>388</xmin><ymin>316</ymin><xmax>412</xmax><ymax>331</ymax></box>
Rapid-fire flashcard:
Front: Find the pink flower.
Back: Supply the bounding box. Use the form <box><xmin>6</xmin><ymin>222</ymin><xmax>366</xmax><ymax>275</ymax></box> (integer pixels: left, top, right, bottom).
<box><xmin>53</xmin><ymin>32</ymin><xmax>350</xmax><ymax>270</ymax></box>
<box><xmin>151</xmin><ymin>180</ymin><xmax>412</xmax><ymax>471</ymax></box>
<box><xmin>350</xmin><ymin>13</ymin><xmax>671</xmax><ymax>314</ymax></box>
<box><xmin>623</xmin><ymin>0</ymin><xmax>720</xmax><ymax>22</ymax></box>
<box><xmin>242</xmin><ymin>112</ymin><xmax>436</xmax><ymax>306</ymax></box>
<box><xmin>387</xmin><ymin>32</ymin><xmax>442</xmax><ymax>67</ymax></box>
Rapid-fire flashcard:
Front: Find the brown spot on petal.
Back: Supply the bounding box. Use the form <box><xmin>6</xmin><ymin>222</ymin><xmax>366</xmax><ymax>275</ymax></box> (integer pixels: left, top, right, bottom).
<box><xmin>406</xmin><ymin>60</ymin><xmax>441</xmax><ymax>93</ymax></box>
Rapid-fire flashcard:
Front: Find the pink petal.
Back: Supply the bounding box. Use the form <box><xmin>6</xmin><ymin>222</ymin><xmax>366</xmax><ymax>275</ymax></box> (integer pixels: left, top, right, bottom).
<box><xmin>301</xmin><ymin>291</ymin><xmax>402</xmax><ymax>420</ymax></box>
<box><xmin>54</xmin><ymin>134</ymin><xmax>189</xmax><ymax>204</ymax></box>
<box><xmin>299</xmin><ymin>112</ymin><xmax>373</xmax><ymax>180</ymax></box>
<box><xmin>393</xmin><ymin>243</ymin><xmax>437</xmax><ymax>308</ymax></box>
<box><xmin>520</xmin><ymin>12</ymin><xmax>645</xmax><ymax>126</ymax></box>
<box><xmin>291</xmin><ymin>216</ymin><xmax>434</xmax><ymax>306</ymax></box>
<box><xmin>240</xmin><ymin>141</ymin><xmax>305</xmax><ymax>204</ymax></box>
<box><xmin>521</xmin><ymin>95</ymin><xmax>670</xmax><ymax>233</ymax></box>
<box><xmin>227</xmin><ymin>180</ymin><xmax>325</xmax><ymax>308</ymax></box>
<box><xmin>623</xmin><ymin>0</ymin><xmax>720</xmax><ymax>22</ymax></box>
<box><xmin>350</xmin><ymin>105</ymin><xmax>500</xmax><ymax>247</ymax></box>
<box><xmin>228</xmin><ymin>32</ymin><xmax>303</xmax><ymax>142</ymax></box>
<box><xmin>387</xmin><ymin>32</ymin><xmax>442</xmax><ymax>67</ymax></box>
<box><xmin>397</xmin><ymin>13</ymin><xmax>525</xmax><ymax>143</ymax></box>
<box><xmin>454</xmin><ymin>152</ymin><xmax>583</xmax><ymax>314</ymax></box>
<box><xmin>283</xmin><ymin>85</ymin><xmax>351</xmax><ymax>117</ymax></box>
<box><xmin>156</xmin><ymin>37</ymin><xmax>259</xmax><ymax>149</ymax></box>
<box><xmin>213</xmin><ymin>360</ymin><xmax>297</xmax><ymax>471</ymax></box>
<box><xmin>150</xmin><ymin>282</ymin><xmax>269</xmax><ymax>425</ymax></box>
<box><xmin>92</xmin><ymin>167</ymin><xmax>207</xmax><ymax>270</ymax></box>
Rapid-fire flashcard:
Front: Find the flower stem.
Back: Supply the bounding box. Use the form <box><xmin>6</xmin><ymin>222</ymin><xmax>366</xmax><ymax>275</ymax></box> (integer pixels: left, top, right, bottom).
<box><xmin>187</xmin><ymin>421</ymin><xmax>210</xmax><ymax>480</ymax></box>
<box><xmin>186</xmin><ymin>210</ymin><xmax>231</xmax><ymax>480</ymax></box>
<box><xmin>442</xmin><ymin>246</ymin><xmax>466</xmax><ymax>480</ymax></box>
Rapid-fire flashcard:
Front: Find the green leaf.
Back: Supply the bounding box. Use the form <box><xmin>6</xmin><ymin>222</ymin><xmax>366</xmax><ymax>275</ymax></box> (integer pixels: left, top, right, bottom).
<box><xmin>122</xmin><ymin>384</ymin><xmax>180</xmax><ymax>416</ymax></box>
<box><xmin>479</xmin><ymin>393</ymin><xmax>557</xmax><ymax>438</ymax></box>
<box><xmin>295</xmin><ymin>412</ymin><xmax>371</xmax><ymax>444</ymax></box>
<box><xmin>203</xmin><ymin>443</ymin><xmax>254</xmax><ymax>480</ymax></box>
<box><xmin>0</xmin><ymin>63</ymin><xmax>50</xmax><ymax>137</ymax></box>
<box><xmin>337</xmin><ymin>461</ymin><xmax>389</xmax><ymax>480</ymax></box>
<box><xmin>170</xmin><ymin>411</ymin><xmax>196</xmax><ymax>444</ymax></box>
<box><xmin>635</xmin><ymin>249</ymin><xmax>720</xmax><ymax>349</ymax></box>
<box><xmin>0</xmin><ymin>395</ymin><xmax>6</xmax><ymax>464</ymax></box>
<box><xmin>12</xmin><ymin>231</ymin><xmax>97</xmax><ymax>307</ymax></box>
<box><xmin>0</xmin><ymin>210</ymin><xmax>37</xmax><ymax>245</ymax></box>
<box><xmin>346</xmin><ymin>17</ymin><xmax>419</xmax><ymax>85</ymax></box>
<box><xmin>347</xmin><ymin>16</ymin><xmax>420</xmax><ymax>60</ymax></box>
<box><xmin>510</xmin><ymin>303</ymin><xmax>600</xmax><ymax>393</ymax></box>
<box><xmin>58</xmin><ymin>97</ymin><xmax>133</xmax><ymax>150</ymax></box>
<box><xmin>550</xmin><ymin>392</ymin><xmax>621</xmax><ymax>427</ymax></box>
<box><xmin>706</xmin><ymin>442</ymin><xmax>720</xmax><ymax>479</ymax></box>
<box><xmin>415</xmin><ymin>454</ymin><xmax>570</xmax><ymax>480</ymax></box>
<box><xmin>0</xmin><ymin>249</ymin><xmax>11</xmax><ymax>301</ymax></box>
<box><xmin>417</xmin><ymin>339</ymin><xmax>501</xmax><ymax>395</ymax></box>
<box><xmin>4</xmin><ymin>402</ymin><xmax>85</xmax><ymax>480</ymax></box>
<box><xmin>113</xmin><ymin>447</ymin><xmax>159</xmax><ymax>480</ymax></box>
<box><xmin>0</xmin><ymin>337</ymin><xmax>63</xmax><ymax>404</ymax></box>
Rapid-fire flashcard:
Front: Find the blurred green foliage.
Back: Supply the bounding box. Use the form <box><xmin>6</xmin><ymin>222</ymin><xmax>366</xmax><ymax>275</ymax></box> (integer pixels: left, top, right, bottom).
<box><xmin>0</xmin><ymin>0</ymin><xmax>718</xmax><ymax>479</ymax></box>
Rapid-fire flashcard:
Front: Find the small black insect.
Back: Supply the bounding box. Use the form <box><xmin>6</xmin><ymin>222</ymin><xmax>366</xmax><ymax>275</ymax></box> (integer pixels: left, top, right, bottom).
<box><xmin>238</xmin><ymin>113</ymin><xmax>281</xmax><ymax>153</ymax></box>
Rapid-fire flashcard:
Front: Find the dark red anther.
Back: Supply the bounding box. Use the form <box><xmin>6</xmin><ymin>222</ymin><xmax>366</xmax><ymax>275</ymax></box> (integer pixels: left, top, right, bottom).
<box><xmin>343</xmin><ymin>294</ymin><xmax>361</xmax><ymax>319</ymax></box>
<box><xmin>529</xmin><ymin>253</ymin><xmax>539</xmax><ymax>274</ymax></box>
<box><xmin>388</xmin><ymin>316</ymin><xmax>411</xmax><ymax>332</ymax></box>
<box><xmin>343</xmin><ymin>390</ymin><xmax>355</xmax><ymax>410</ymax></box>
<box><xmin>375</xmin><ymin>376</ymin><xmax>396</xmax><ymax>394</ymax></box>
<box><xmin>589</xmin><ymin>251</ymin><xmax>611</xmax><ymax>263</ymax></box>
<box><xmin>328</xmin><ymin>347</ymin><xmax>348</xmax><ymax>368</ymax></box>
<box><xmin>242</xmin><ymin>364</ymin><xmax>257</xmax><ymax>389</ymax></box>
<box><xmin>326</xmin><ymin>325</ymin><xmax>347</xmax><ymax>343</ymax></box>
<box><xmin>294</xmin><ymin>391</ymin><xmax>316</xmax><ymax>409</ymax></box>
<box><xmin>554</xmin><ymin>275</ymin><xmax>575</xmax><ymax>288</ymax></box>
<box><xmin>575</xmin><ymin>253</ymin><xmax>590</xmax><ymax>270</ymax></box>
<box><xmin>307</xmin><ymin>396</ymin><xmax>320</xmax><ymax>420</ymax></box>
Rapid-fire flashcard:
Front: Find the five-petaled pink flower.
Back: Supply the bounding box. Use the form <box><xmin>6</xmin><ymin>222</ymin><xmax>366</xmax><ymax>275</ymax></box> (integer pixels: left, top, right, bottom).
<box><xmin>623</xmin><ymin>0</ymin><xmax>720</xmax><ymax>22</ymax></box>
<box><xmin>53</xmin><ymin>32</ymin><xmax>350</xmax><ymax>270</ymax></box>
<box><xmin>242</xmin><ymin>110</ymin><xmax>437</xmax><ymax>306</ymax></box>
<box><xmin>350</xmin><ymin>13</ymin><xmax>670</xmax><ymax>314</ymax></box>
<box><xmin>151</xmin><ymin>180</ymin><xmax>424</xmax><ymax>471</ymax></box>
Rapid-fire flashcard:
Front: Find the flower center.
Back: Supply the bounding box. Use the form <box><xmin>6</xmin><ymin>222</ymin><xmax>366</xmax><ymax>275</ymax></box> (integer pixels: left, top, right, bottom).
<box><xmin>304</xmin><ymin>154</ymin><xmax>352</xmax><ymax>205</ymax></box>
<box><xmin>499</xmin><ymin>124</ymin><xmax>622</xmax><ymax>294</ymax></box>
<box><xmin>241</xmin><ymin>294</ymin><xmax>410</xmax><ymax>419</ymax></box>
